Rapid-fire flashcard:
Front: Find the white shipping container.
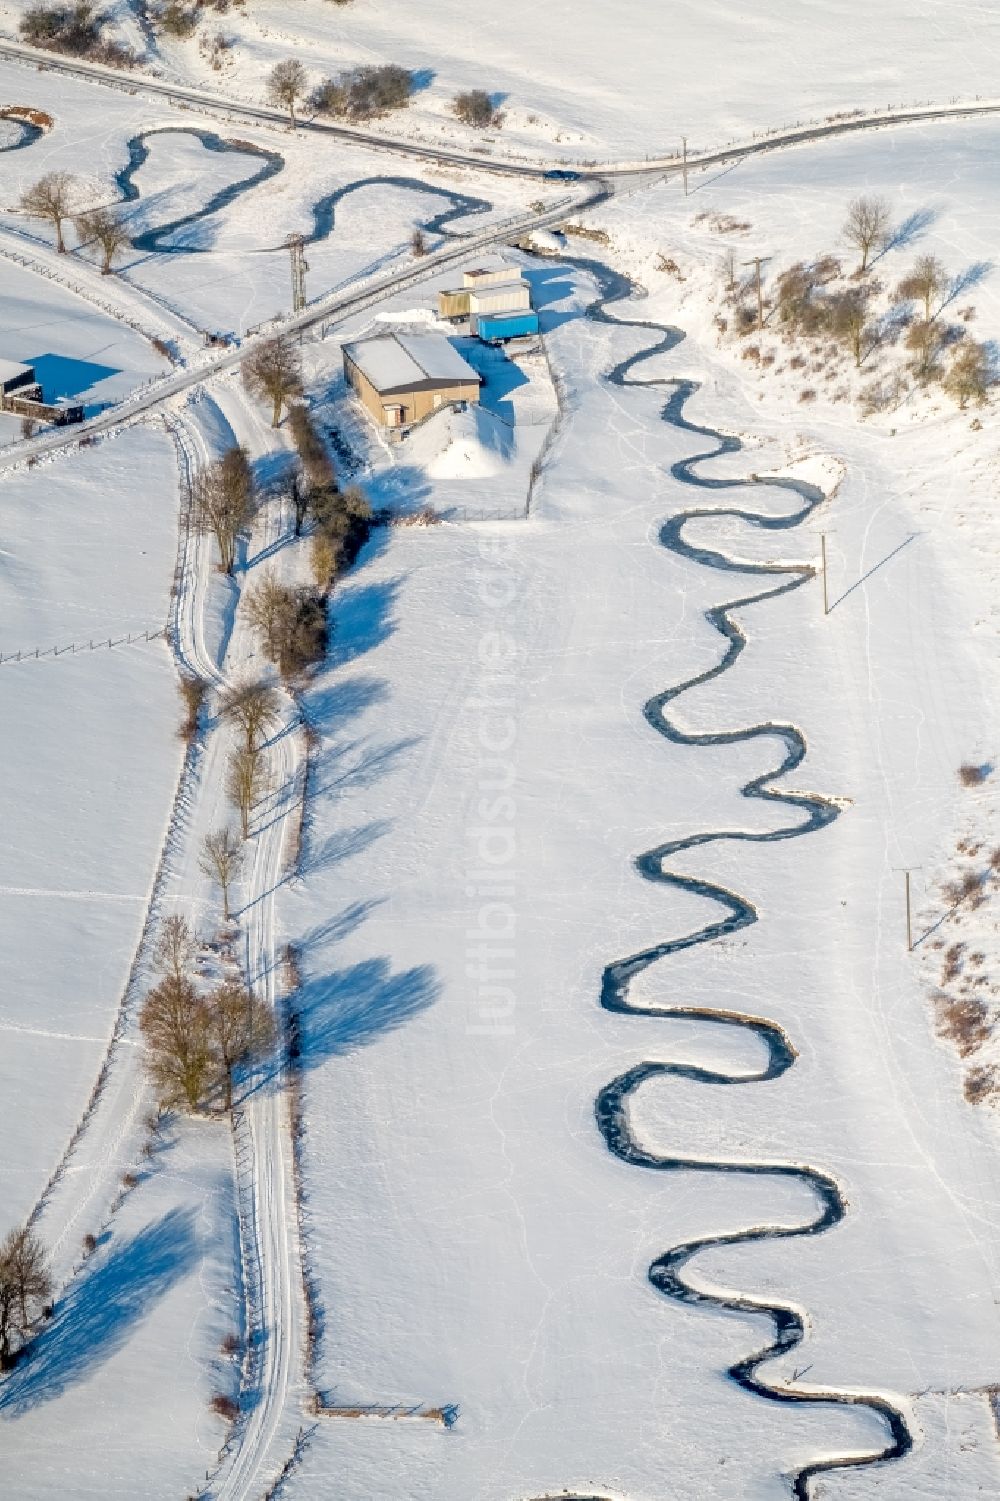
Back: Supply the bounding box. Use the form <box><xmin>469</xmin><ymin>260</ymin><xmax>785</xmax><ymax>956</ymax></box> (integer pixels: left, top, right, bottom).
<box><xmin>468</xmin><ymin>281</ymin><xmax>531</xmax><ymax>314</ymax></box>
<box><xmin>462</xmin><ymin>266</ymin><xmax>516</xmax><ymax>289</ymax></box>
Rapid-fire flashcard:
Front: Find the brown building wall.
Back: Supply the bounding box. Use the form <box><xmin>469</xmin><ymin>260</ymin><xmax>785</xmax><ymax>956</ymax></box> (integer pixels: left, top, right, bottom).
<box><xmin>346</xmin><ymin>354</ymin><xmax>479</xmax><ymax>428</ymax></box>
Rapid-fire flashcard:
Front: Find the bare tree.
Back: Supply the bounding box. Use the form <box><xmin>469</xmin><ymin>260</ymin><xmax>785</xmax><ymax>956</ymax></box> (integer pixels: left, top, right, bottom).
<box><xmin>411</xmin><ymin>226</ymin><xmax>426</xmax><ymax>257</ymax></box>
<box><xmin>905</xmin><ymin>318</ymin><xmax>948</xmax><ymax>383</ymax></box>
<box><xmin>242</xmin><ymin>336</ymin><xmax>303</xmax><ymax>427</ymax></box>
<box><xmin>827</xmin><ymin>287</ymin><xmax>875</xmax><ymax>367</ymax></box>
<box><xmin>153</xmin><ymin>914</ymin><xmax>197</xmax><ymax>987</ymax></box>
<box><xmin>75</xmin><ymin>206</ymin><xmax>131</xmax><ymax>274</ymax></box>
<box><xmin>207</xmin><ymin>980</ymin><xmax>275</xmax><ymax>1110</ymax></box>
<box><xmin>140</xmin><ymin>974</ymin><xmax>214</xmax><ymax>1111</ymax></box>
<box><xmin>227</xmin><ymin>745</ymin><xmax>268</xmax><ymax>839</ymax></box>
<box><xmin>244</xmin><ymin>574</ymin><xmax>290</xmax><ymax>662</ymax></box>
<box><xmin>897</xmin><ymin>253</ymin><xmax>947</xmax><ymax>322</ymax></box>
<box><xmin>220</xmin><ymin>679</ymin><xmax>280</xmax><ymax>752</ymax></box>
<box><xmin>842</xmin><ymin>194</ymin><xmax>891</xmax><ymax>274</ymax></box>
<box><xmin>943</xmin><ymin>337</ymin><xmax>991</xmax><ymax>408</ymax></box>
<box><xmin>268</xmin><ymin>58</ymin><xmax>308</xmax><ymax>127</ymax></box>
<box><xmin>0</xmin><ymin>1226</ymin><xmax>52</xmax><ymax>1369</ymax></box>
<box><xmin>245</xmin><ymin>575</ymin><xmax>326</xmax><ymax>676</ymax></box>
<box><xmin>20</xmin><ymin>170</ymin><xmax>76</xmax><ymax>252</ymax></box>
<box><xmin>192</xmin><ymin>445</ymin><xmax>256</xmax><ymax>574</ymax></box>
<box><xmin>199</xmin><ymin>828</ymin><xmax>244</xmax><ymax>922</ymax></box>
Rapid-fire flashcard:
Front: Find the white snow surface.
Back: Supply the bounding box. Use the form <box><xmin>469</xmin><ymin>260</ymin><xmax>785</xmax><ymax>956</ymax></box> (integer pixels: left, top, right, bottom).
<box><xmin>276</xmin><ymin>248</ymin><xmax>1000</xmax><ymax>1498</ymax></box>
<box><xmin>0</xmin><ymin>426</ymin><xmax>181</xmax><ymax>1232</ymax></box>
<box><xmin>2</xmin><ymin>13</ymin><xmax>1000</xmax><ymax>1500</ymax></box>
<box><xmin>8</xmin><ymin>0</ymin><xmax>1000</xmax><ymax>164</ymax></box>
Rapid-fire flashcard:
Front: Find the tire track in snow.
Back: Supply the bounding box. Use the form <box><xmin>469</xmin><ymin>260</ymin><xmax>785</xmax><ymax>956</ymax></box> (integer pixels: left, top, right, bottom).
<box><xmin>544</xmin><ymin>258</ymin><xmax>913</xmax><ymax>1497</ymax></box>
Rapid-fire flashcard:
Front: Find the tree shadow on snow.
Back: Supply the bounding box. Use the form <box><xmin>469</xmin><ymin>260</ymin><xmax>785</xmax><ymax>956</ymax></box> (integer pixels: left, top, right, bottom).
<box><xmin>0</xmin><ymin>1210</ymin><xmax>198</xmax><ymax>1417</ymax></box>
<box><xmin>876</xmin><ymin>206</ymin><xmax>937</xmax><ymax>261</ymax></box>
<box><xmin>299</xmin><ymin>897</ymin><xmax>388</xmax><ymax>953</ymax></box>
<box><xmin>292</xmin><ymin>957</ymin><xmax>440</xmax><ymax>1064</ymax></box>
<box><xmin>301</xmin><ymin>817</ymin><xmax>392</xmax><ymax>876</ymax></box>
<box><xmin>328</xmin><ymin>576</ymin><xmax>403</xmax><ymax>667</ymax></box>
<box><xmin>302</xmin><ymin>673</ymin><xmax>389</xmax><ymax>732</ymax></box>
<box><xmin>312</xmin><ymin>733</ymin><xmax>422</xmax><ymax>799</ymax></box>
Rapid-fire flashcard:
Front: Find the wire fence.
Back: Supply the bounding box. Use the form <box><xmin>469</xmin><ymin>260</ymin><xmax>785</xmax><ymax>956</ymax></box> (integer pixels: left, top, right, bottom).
<box><xmin>0</xmin><ymin>625</ymin><xmax>166</xmax><ymax>666</ymax></box>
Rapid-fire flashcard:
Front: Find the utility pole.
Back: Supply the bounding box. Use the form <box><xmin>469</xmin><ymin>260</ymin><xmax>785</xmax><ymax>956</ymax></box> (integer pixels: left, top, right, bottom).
<box><xmin>894</xmin><ymin>867</ymin><xmax>923</xmax><ymax>952</ymax></box>
<box><xmin>820</xmin><ymin>533</ymin><xmax>830</xmax><ymax>615</ymax></box>
<box><xmin>681</xmin><ymin>136</ymin><xmax>688</xmax><ymax>196</ymax></box>
<box><xmin>287</xmin><ymin>233</ymin><xmax>308</xmax><ymax>315</ymax></box>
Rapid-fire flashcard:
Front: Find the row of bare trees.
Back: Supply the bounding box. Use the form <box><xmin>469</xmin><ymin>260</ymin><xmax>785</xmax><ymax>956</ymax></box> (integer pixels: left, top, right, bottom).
<box><xmin>140</xmin><ymin>917</ymin><xmax>273</xmax><ymax>1114</ymax></box>
<box><xmin>20</xmin><ymin>172</ymin><xmax>130</xmax><ymax>273</ymax></box>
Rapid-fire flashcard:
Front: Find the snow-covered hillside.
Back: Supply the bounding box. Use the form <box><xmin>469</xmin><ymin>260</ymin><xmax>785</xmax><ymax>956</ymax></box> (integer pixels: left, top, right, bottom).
<box><xmin>0</xmin><ymin>6</ymin><xmax>999</xmax><ymax>1500</ymax></box>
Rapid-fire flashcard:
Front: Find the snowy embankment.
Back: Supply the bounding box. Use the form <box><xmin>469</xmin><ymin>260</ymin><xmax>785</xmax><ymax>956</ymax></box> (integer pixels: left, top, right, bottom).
<box><xmin>6</xmin><ymin>0</ymin><xmax>1000</xmax><ymax>167</ymax></box>
<box><xmin>0</xmin><ymin>426</ymin><xmax>242</xmax><ymax>1499</ymax></box>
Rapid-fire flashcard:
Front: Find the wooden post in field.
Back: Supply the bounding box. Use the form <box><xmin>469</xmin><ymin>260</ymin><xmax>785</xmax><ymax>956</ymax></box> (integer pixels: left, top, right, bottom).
<box><xmin>894</xmin><ymin>866</ymin><xmax>922</xmax><ymax>952</ymax></box>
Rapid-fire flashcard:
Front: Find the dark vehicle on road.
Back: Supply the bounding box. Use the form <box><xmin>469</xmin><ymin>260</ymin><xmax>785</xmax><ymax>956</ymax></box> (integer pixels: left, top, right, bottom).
<box><xmin>543</xmin><ymin>168</ymin><xmax>582</xmax><ymax>181</ymax></box>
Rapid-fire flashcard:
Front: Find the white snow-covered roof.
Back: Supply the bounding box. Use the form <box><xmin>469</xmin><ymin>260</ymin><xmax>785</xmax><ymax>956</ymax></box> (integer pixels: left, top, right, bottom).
<box><xmin>0</xmin><ymin>358</ymin><xmax>33</xmax><ymax>385</ymax></box>
<box><xmin>344</xmin><ymin>332</ymin><xmax>478</xmax><ymax>393</ymax></box>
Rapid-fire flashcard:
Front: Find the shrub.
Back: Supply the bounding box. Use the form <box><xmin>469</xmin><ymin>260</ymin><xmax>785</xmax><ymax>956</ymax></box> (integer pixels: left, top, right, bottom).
<box><xmin>82</xmin><ymin>1233</ymin><xmax>97</xmax><ymax>1255</ymax></box>
<box><xmin>21</xmin><ymin>2</ymin><xmax>137</xmax><ymax>65</ymax></box>
<box><xmin>934</xmin><ymin>993</ymin><xmax>991</xmax><ymax>1056</ymax></box>
<box><xmin>311</xmin><ymin>63</ymin><xmax>413</xmax><ymax>121</ymax></box>
<box><xmin>964</xmin><ymin>1064</ymin><xmax>999</xmax><ymax>1106</ymax></box>
<box><xmin>221</xmin><ymin>1332</ymin><xmax>240</xmax><ymax>1356</ymax></box>
<box><xmin>958</xmin><ymin>761</ymin><xmax>989</xmax><ymax>787</ymax></box>
<box><xmin>177</xmin><ymin>676</ymin><xmax>206</xmax><ymax>741</ymax></box>
<box><xmin>158</xmin><ymin>2</ymin><xmax>197</xmax><ymax>38</ymax></box>
<box><xmin>210</xmin><ymin>1393</ymin><xmax>239</xmax><ymax>1422</ymax></box>
<box><xmin>453</xmin><ymin>89</ymin><xmax>498</xmax><ymax>129</ymax></box>
<box><xmin>942</xmin><ymin>868</ymin><xmax>984</xmax><ymax>908</ymax></box>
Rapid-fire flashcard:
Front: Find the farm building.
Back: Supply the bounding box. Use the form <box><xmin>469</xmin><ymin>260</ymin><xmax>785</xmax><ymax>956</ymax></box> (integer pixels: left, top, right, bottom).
<box><xmin>463</xmin><ymin>266</ymin><xmax>515</xmax><ymax>290</ymax></box>
<box><xmin>0</xmin><ymin>359</ymin><xmax>40</xmax><ymax>398</ymax></box>
<box><xmin>438</xmin><ymin>287</ymin><xmax>472</xmax><ymax>320</ymax></box>
<box><xmin>0</xmin><ymin>358</ymin><xmax>83</xmax><ymax>425</ymax></box>
<box><xmin>437</xmin><ymin>275</ymin><xmax>532</xmax><ymax>323</ymax></box>
<box><xmin>469</xmin><ymin>281</ymin><xmax>532</xmax><ymax>316</ymax></box>
<box><xmin>343</xmin><ymin>331</ymin><xmax>481</xmax><ymax>430</ymax></box>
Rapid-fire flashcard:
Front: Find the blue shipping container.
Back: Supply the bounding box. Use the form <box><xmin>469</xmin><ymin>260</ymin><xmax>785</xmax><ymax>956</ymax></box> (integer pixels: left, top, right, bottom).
<box><xmin>472</xmin><ymin>310</ymin><xmax>539</xmax><ymax>343</ymax></box>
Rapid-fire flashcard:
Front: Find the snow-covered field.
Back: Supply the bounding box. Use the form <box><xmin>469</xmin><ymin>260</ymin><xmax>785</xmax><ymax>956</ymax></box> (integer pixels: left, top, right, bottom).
<box><xmin>0</xmin><ymin>426</ymin><xmax>180</xmax><ymax>1232</ymax></box>
<box><xmin>274</xmin><ymin>246</ymin><xmax>1000</xmax><ymax>1500</ymax></box>
<box><xmin>1</xmin><ymin>6</ymin><xmax>1000</xmax><ymax>1499</ymax></box>
<box><xmin>5</xmin><ymin>0</ymin><xmax>1000</xmax><ymax>164</ymax></box>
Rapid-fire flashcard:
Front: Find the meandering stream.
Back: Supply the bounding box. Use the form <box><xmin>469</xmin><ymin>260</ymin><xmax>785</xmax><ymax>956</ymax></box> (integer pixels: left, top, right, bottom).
<box><xmin>115</xmin><ymin>130</ymin><xmax>494</xmax><ymax>255</ymax></box>
<box><xmin>552</xmin><ymin>257</ymin><xmax>913</xmax><ymax>1498</ymax></box>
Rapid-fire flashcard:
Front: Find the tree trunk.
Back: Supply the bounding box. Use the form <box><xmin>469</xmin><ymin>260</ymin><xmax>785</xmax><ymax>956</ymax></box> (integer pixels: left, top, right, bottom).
<box><xmin>272</xmin><ymin>395</ymin><xmax>282</xmax><ymax>428</ymax></box>
<box><xmin>55</xmin><ymin>219</ymin><xmax>65</xmax><ymax>254</ymax></box>
<box><xmin>222</xmin><ymin>882</ymin><xmax>231</xmax><ymax>922</ymax></box>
